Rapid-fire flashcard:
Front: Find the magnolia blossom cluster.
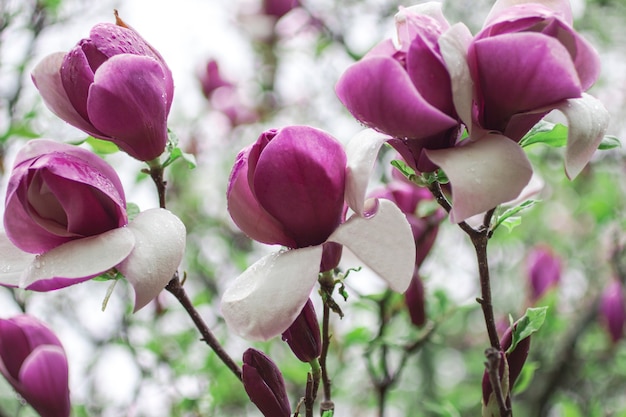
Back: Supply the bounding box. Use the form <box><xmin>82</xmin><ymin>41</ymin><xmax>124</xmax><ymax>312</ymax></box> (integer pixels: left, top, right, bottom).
<box><xmin>0</xmin><ymin>14</ymin><xmax>186</xmax><ymax>416</ymax></box>
<box><xmin>336</xmin><ymin>0</ymin><xmax>609</xmax><ymax>223</ymax></box>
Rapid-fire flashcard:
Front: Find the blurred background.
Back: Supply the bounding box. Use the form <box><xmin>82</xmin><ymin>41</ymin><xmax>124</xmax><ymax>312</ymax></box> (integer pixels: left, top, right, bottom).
<box><xmin>1</xmin><ymin>0</ymin><xmax>626</xmax><ymax>416</ymax></box>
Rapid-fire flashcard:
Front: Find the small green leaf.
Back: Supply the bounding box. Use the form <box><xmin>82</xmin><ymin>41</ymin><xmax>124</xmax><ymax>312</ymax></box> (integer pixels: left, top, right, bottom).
<box><xmin>598</xmin><ymin>135</ymin><xmax>621</xmax><ymax>150</ymax></box>
<box><xmin>126</xmin><ymin>202</ymin><xmax>140</xmax><ymax>222</ymax></box>
<box><xmin>391</xmin><ymin>159</ymin><xmax>417</xmax><ymax>181</ymax></box>
<box><xmin>492</xmin><ymin>200</ymin><xmax>539</xmax><ymax>233</ymax></box>
<box><xmin>519</xmin><ymin>121</ymin><xmax>568</xmax><ymax>148</ymax></box>
<box><xmin>322</xmin><ymin>411</ymin><xmax>334</xmax><ymax>417</ymax></box>
<box><xmin>507</xmin><ymin>306</ymin><xmax>548</xmax><ymax>354</ymax></box>
<box><xmin>86</xmin><ymin>136</ymin><xmax>119</xmax><ymax>154</ymax></box>
<box><xmin>512</xmin><ymin>361</ymin><xmax>539</xmax><ymax>395</ymax></box>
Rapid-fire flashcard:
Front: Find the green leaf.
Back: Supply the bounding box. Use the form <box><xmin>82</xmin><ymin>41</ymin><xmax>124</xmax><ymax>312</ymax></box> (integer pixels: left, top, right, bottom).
<box><xmin>322</xmin><ymin>411</ymin><xmax>334</xmax><ymax>417</ymax></box>
<box><xmin>519</xmin><ymin>121</ymin><xmax>568</xmax><ymax>148</ymax></box>
<box><xmin>598</xmin><ymin>135</ymin><xmax>621</xmax><ymax>150</ymax></box>
<box><xmin>126</xmin><ymin>202</ymin><xmax>140</xmax><ymax>222</ymax></box>
<box><xmin>492</xmin><ymin>200</ymin><xmax>539</xmax><ymax>233</ymax></box>
<box><xmin>507</xmin><ymin>306</ymin><xmax>548</xmax><ymax>354</ymax></box>
<box><xmin>391</xmin><ymin>159</ymin><xmax>417</xmax><ymax>181</ymax></box>
<box><xmin>86</xmin><ymin>136</ymin><xmax>119</xmax><ymax>154</ymax></box>
<box><xmin>512</xmin><ymin>361</ymin><xmax>539</xmax><ymax>395</ymax></box>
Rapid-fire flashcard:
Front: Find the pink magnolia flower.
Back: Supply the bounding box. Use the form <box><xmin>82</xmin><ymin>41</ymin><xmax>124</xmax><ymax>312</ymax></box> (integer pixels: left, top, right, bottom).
<box><xmin>0</xmin><ymin>140</ymin><xmax>186</xmax><ymax>311</ymax></box>
<box><xmin>198</xmin><ymin>59</ymin><xmax>233</xmax><ymax>99</ymax></box>
<box><xmin>31</xmin><ymin>13</ymin><xmax>173</xmax><ymax>161</ymax></box>
<box><xmin>0</xmin><ymin>315</ymin><xmax>70</xmax><ymax>417</ymax></box>
<box><xmin>526</xmin><ymin>245</ymin><xmax>561</xmax><ymax>303</ymax></box>
<box><xmin>242</xmin><ymin>348</ymin><xmax>291</xmax><ymax>417</ymax></box>
<box><xmin>600</xmin><ymin>280</ymin><xmax>626</xmax><ymax>344</ymax></box>
<box><xmin>221</xmin><ymin>127</ymin><xmax>416</xmax><ymax>340</ymax></box>
<box><xmin>336</xmin><ymin>2</ymin><xmax>608</xmax><ymax>223</ymax></box>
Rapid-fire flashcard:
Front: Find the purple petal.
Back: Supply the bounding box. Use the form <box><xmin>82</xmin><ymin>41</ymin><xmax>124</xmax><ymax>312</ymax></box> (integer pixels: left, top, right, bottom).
<box><xmin>328</xmin><ymin>199</ymin><xmax>415</xmax><ymax>292</ymax></box>
<box><xmin>22</xmin><ymin>227</ymin><xmax>135</xmax><ymax>291</ymax></box>
<box><xmin>336</xmin><ymin>56</ymin><xmax>457</xmax><ymax>139</ymax></box>
<box><xmin>87</xmin><ymin>54</ymin><xmax>169</xmax><ymax>161</ymax></box>
<box><xmin>18</xmin><ymin>345</ymin><xmax>70</xmax><ymax>417</ymax></box>
<box><xmin>556</xmin><ymin>94</ymin><xmax>609</xmax><ymax>179</ymax></box>
<box><xmin>221</xmin><ymin>245</ymin><xmax>323</xmax><ymax>341</ymax></box>
<box><xmin>470</xmin><ymin>32</ymin><xmax>582</xmax><ymax>136</ymax></box>
<box><xmin>227</xmin><ymin>146</ymin><xmax>296</xmax><ymax>247</ymax></box>
<box><xmin>252</xmin><ymin>126</ymin><xmax>346</xmax><ymax>247</ymax></box>
<box><xmin>425</xmin><ymin>134</ymin><xmax>533</xmax><ymax>223</ymax></box>
<box><xmin>31</xmin><ymin>53</ymin><xmax>103</xmax><ymax>136</ymax></box>
<box><xmin>0</xmin><ymin>319</ymin><xmax>31</xmax><ymax>381</ymax></box>
<box><xmin>116</xmin><ymin>209</ymin><xmax>186</xmax><ymax>312</ymax></box>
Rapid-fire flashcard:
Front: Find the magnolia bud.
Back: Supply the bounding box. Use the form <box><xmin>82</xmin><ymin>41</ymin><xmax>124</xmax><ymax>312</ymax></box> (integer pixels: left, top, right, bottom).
<box><xmin>282</xmin><ymin>298</ymin><xmax>321</xmax><ymax>362</ymax></box>
<box><xmin>242</xmin><ymin>348</ymin><xmax>291</xmax><ymax>417</ymax></box>
<box><xmin>526</xmin><ymin>245</ymin><xmax>561</xmax><ymax>303</ymax></box>
<box><xmin>405</xmin><ymin>271</ymin><xmax>426</xmax><ymax>327</ymax></box>
<box><xmin>600</xmin><ymin>280</ymin><xmax>626</xmax><ymax>343</ymax></box>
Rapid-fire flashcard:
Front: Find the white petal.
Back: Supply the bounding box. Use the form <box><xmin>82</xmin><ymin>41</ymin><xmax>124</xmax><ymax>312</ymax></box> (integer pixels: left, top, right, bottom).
<box><xmin>117</xmin><ymin>208</ymin><xmax>186</xmax><ymax>312</ymax></box>
<box><xmin>328</xmin><ymin>199</ymin><xmax>415</xmax><ymax>292</ymax></box>
<box><xmin>556</xmin><ymin>93</ymin><xmax>610</xmax><ymax>179</ymax></box>
<box><xmin>220</xmin><ymin>245</ymin><xmax>323</xmax><ymax>341</ymax></box>
<box><xmin>345</xmin><ymin>129</ymin><xmax>391</xmax><ymax>215</ymax></box>
<box><xmin>439</xmin><ymin>23</ymin><xmax>474</xmax><ymax>133</ymax></box>
<box><xmin>21</xmin><ymin>228</ymin><xmax>135</xmax><ymax>289</ymax></box>
<box><xmin>0</xmin><ymin>233</ymin><xmax>35</xmax><ymax>287</ymax></box>
<box><xmin>425</xmin><ymin>134</ymin><xmax>533</xmax><ymax>223</ymax></box>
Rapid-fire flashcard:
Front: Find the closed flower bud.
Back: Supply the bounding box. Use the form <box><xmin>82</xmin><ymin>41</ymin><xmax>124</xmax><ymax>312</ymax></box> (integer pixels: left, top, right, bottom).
<box><xmin>0</xmin><ymin>315</ymin><xmax>70</xmax><ymax>417</ymax></box>
<box><xmin>526</xmin><ymin>245</ymin><xmax>561</xmax><ymax>303</ymax></box>
<box><xmin>281</xmin><ymin>298</ymin><xmax>321</xmax><ymax>362</ymax></box>
<box><xmin>405</xmin><ymin>271</ymin><xmax>426</xmax><ymax>328</ymax></box>
<box><xmin>32</xmin><ymin>12</ymin><xmax>174</xmax><ymax>161</ymax></box>
<box><xmin>600</xmin><ymin>280</ymin><xmax>626</xmax><ymax>343</ymax></box>
<box><xmin>242</xmin><ymin>348</ymin><xmax>291</xmax><ymax>417</ymax></box>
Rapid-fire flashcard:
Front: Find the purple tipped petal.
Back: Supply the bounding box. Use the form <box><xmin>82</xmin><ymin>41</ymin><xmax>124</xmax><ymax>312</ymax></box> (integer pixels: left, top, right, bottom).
<box><xmin>117</xmin><ymin>208</ymin><xmax>186</xmax><ymax>312</ymax></box>
<box><xmin>87</xmin><ymin>54</ymin><xmax>169</xmax><ymax>161</ymax></box>
<box><xmin>470</xmin><ymin>32</ymin><xmax>582</xmax><ymax>135</ymax></box>
<box><xmin>18</xmin><ymin>346</ymin><xmax>70</xmax><ymax>417</ymax></box>
<box><xmin>336</xmin><ymin>56</ymin><xmax>457</xmax><ymax>139</ymax></box>
<box><xmin>425</xmin><ymin>134</ymin><xmax>533</xmax><ymax>223</ymax></box>
<box><xmin>221</xmin><ymin>245</ymin><xmax>323</xmax><ymax>341</ymax></box>
<box><xmin>22</xmin><ymin>227</ymin><xmax>135</xmax><ymax>291</ymax></box>
<box><xmin>328</xmin><ymin>199</ymin><xmax>415</xmax><ymax>292</ymax></box>
<box><xmin>32</xmin><ymin>53</ymin><xmax>103</xmax><ymax>136</ymax></box>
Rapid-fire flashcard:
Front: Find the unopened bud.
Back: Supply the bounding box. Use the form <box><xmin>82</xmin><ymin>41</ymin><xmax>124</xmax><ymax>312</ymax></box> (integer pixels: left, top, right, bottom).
<box><xmin>282</xmin><ymin>298</ymin><xmax>321</xmax><ymax>362</ymax></box>
<box><xmin>526</xmin><ymin>245</ymin><xmax>561</xmax><ymax>303</ymax></box>
<box><xmin>600</xmin><ymin>280</ymin><xmax>626</xmax><ymax>343</ymax></box>
<box><xmin>242</xmin><ymin>348</ymin><xmax>291</xmax><ymax>417</ymax></box>
<box><xmin>405</xmin><ymin>271</ymin><xmax>426</xmax><ymax>327</ymax></box>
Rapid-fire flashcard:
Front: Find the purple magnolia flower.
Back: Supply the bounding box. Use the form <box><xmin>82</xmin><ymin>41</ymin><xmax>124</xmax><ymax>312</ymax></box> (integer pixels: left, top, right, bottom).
<box><xmin>600</xmin><ymin>280</ymin><xmax>626</xmax><ymax>343</ymax></box>
<box><xmin>199</xmin><ymin>59</ymin><xmax>233</xmax><ymax>99</ymax></box>
<box><xmin>281</xmin><ymin>298</ymin><xmax>321</xmax><ymax>362</ymax></box>
<box><xmin>336</xmin><ymin>4</ymin><xmax>459</xmax><ymax>173</ymax></box>
<box><xmin>469</xmin><ymin>0</ymin><xmax>601</xmax><ymax>143</ymax></box>
<box><xmin>222</xmin><ymin>128</ymin><xmax>416</xmax><ymax>340</ymax></box>
<box><xmin>242</xmin><ymin>348</ymin><xmax>291</xmax><ymax>417</ymax></box>
<box><xmin>31</xmin><ymin>12</ymin><xmax>173</xmax><ymax>161</ymax></box>
<box><xmin>0</xmin><ymin>315</ymin><xmax>70</xmax><ymax>417</ymax></box>
<box><xmin>336</xmin><ymin>2</ymin><xmax>608</xmax><ymax>223</ymax></box>
<box><xmin>526</xmin><ymin>245</ymin><xmax>561</xmax><ymax>303</ymax></box>
<box><xmin>0</xmin><ymin>140</ymin><xmax>186</xmax><ymax>311</ymax></box>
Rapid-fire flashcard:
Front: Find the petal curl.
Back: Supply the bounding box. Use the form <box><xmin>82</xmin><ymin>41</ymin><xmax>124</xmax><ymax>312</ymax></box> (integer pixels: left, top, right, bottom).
<box><xmin>328</xmin><ymin>199</ymin><xmax>415</xmax><ymax>292</ymax></box>
<box><xmin>21</xmin><ymin>227</ymin><xmax>135</xmax><ymax>291</ymax></box>
<box><xmin>117</xmin><ymin>208</ymin><xmax>186</xmax><ymax>312</ymax></box>
<box><xmin>221</xmin><ymin>245</ymin><xmax>323</xmax><ymax>341</ymax></box>
<box><xmin>31</xmin><ymin>53</ymin><xmax>103</xmax><ymax>136</ymax></box>
<box><xmin>425</xmin><ymin>134</ymin><xmax>533</xmax><ymax>223</ymax></box>
<box><xmin>556</xmin><ymin>94</ymin><xmax>610</xmax><ymax>179</ymax></box>
<box><xmin>439</xmin><ymin>23</ymin><xmax>474</xmax><ymax>131</ymax></box>
<box><xmin>344</xmin><ymin>129</ymin><xmax>391</xmax><ymax>216</ymax></box>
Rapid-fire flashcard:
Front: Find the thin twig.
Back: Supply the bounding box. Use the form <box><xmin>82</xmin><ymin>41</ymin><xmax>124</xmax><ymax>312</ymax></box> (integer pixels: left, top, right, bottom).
<box><xmin>485</xmin><ymin>348</ymin><xmax>511</xmax><ymax>417</ymax></box>
<box><xmin>165</xmin><ymin>274</ymin><xmax>242</xmax><ymax>381</ymax></box>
